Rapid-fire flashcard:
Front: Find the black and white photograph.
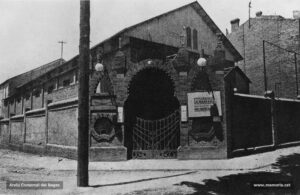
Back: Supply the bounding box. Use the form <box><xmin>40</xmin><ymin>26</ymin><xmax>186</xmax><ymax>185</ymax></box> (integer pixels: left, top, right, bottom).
<box><xmin>0</xmin><ymin>0</ymin><xmax>299</xmax><ymax>194</ymax></box>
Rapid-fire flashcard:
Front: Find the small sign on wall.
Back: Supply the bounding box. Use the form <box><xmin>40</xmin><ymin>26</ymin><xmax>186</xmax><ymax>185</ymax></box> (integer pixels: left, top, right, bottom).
<box><xmin>180</xmin><ymin>105</ymin><xmax>187</xmax><ymax>122</ymax></box>
<box><xmin>117</xmin><ymin>107</ymin><xmax>124</xmax><ymax>123</ymax></box>
<box><xmin>187</xmin><ymin>91</ymin><xmax>222</xmax><ymax>117</ymax></box>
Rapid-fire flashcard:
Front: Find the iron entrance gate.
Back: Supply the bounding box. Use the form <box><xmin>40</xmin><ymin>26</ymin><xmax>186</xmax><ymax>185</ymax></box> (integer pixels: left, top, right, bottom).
<box><xmin>132</xmin><ymin>110</ymin><xmax>180</xmax><ymax>159</ymax></box>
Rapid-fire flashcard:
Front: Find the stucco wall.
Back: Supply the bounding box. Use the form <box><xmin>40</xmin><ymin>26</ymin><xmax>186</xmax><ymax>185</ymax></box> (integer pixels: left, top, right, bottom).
<box><xmin>48</xmin><ymin>107</ymin><xmax>78</xmax><ymax>146</ymax></box>
<box><xmin>46</xmin><ymin>84</ymin><xmax>78</xmax><ymax>103</ymax></box>
<box><xmin>25</xmin><ymin>116</ymin><xmax>46</xmax><ymax>145</ymax></box>
<box><xmin>15</xmin><ymin>98</ymin><xmax>22</xmax><ymax>115</ymax></box>
<box><xmin>1</xmin><ymin>101</ymin><xmax>8</xmax><ymax>118</ymax></box>
<box><xmin>10</xmin><ymin>121</ymin><xmax>24</xmax><ymax>145</ymax></box>
<box><xmin>23</xmin><ymin>94</ymin><xmax>31</xmax><ymax>110</ymax></box>
<box><xmin>32</xmin><ymin>90</ymin><xmax>43</xmax><ymax>110</ymax></box>
<box><xmin>9</xmin><ymin>100</ymin><xmax>15</xmax><ymax>115</ymax></box>
<box><xmin>0</xmin><ymin>123</ymin><xmax>9</xmax><ymax>144</ymax></box>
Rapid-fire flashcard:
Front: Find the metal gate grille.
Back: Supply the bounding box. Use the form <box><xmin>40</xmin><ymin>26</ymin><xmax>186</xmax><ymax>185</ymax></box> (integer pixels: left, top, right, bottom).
<box><xmin>132</xmin><ymin>110</ymin><xmax>180</xmax><ymax>159</ymax></box>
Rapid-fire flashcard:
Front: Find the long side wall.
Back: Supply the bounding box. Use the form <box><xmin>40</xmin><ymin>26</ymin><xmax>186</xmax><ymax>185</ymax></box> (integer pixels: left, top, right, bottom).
<box><xmin>230</xmin><ymin>93</ymin><xmax>300</xmax><ymax>155</ymax></box>
<box><xmin>231</xmin><ymin>95</ymin><xmax>272</xmax><ymax>150</ymax></box>
<box><xmin>1</xmin><ymin>70</ymin><xmax>78</xmax><ymax>120</ymax></box>
<box><xmin>276</xmin><ymin>99</ymin><xmax>300</xmax><ymax>144</ymax></box>
<box><xmin>0</xmin><ymin>98</ymin><xmax>79</xmax><ymax>159</ymax></box>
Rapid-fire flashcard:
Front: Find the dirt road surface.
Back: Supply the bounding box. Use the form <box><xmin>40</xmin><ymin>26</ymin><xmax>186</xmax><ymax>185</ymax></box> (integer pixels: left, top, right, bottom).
<box><xmin>0</xmin><ymin>147</ymin><xmax>299</xmax><ymax>194</ymax></box>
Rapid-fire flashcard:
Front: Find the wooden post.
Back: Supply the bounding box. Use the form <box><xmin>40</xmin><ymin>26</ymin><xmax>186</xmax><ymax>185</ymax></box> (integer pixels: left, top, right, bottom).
<box><xmin>77</xmin><ymin>0</ymin><xmax>90</xmax><ymax>187</ymax></box>
<box><xmin>270</xmin><ymin>94</ymin><xmax>278</xmax><ymax>147</ymax></box>
<box><xmin>265</xmin><ymin>91</ymin><xmax>277</xmax><ymax>147</ymax></box>
<box><xmin>295</xmin><ymin>53</ymin><xmax>299</xmax><ymax>97</ymax></box>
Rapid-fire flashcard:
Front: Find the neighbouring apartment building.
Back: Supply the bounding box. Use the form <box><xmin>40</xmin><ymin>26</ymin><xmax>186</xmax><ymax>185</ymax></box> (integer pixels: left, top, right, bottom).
<box><xmin>0</xmin><ymin>1</ymin><xmax>253</xmax><ymax>161</ymax></box>
<box><xmin>227</xmin><ymin>11</ymin><xmax>300</xmax><ymax>99</ymax></box>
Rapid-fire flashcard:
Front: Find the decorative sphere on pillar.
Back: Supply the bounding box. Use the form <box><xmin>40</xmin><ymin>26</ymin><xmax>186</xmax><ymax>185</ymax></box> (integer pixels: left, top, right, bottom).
<box><xmin>95</xmin><ymin>63</ymin><xmax>104</xmax><ymax>72</ymax></box>
<box><xmin>197</xmin><ymin>58</ymin><xmax>207</xmax><ymax>67</ymax></box>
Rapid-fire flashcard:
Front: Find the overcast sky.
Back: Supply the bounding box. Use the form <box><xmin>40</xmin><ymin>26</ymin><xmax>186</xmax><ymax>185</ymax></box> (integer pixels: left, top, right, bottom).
<box><xmin>0</xmin><ymin>0</ymin><xmax>299</xmax><ymax>83</ymax></box>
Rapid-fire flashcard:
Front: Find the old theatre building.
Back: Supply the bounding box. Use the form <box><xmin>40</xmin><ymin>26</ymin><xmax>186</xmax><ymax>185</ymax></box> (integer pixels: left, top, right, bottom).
<box><xmin>0</xmin><ymin>2</ymin><xmax>250</xmax><ymax>160</ymax></box>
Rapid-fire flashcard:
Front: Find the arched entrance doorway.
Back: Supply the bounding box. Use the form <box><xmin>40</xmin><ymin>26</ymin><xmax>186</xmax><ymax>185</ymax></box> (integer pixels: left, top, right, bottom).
<box><xmin>124</xmin><ymin>67</ymin><xmax>180</xmax><ymax>159</ymax></box>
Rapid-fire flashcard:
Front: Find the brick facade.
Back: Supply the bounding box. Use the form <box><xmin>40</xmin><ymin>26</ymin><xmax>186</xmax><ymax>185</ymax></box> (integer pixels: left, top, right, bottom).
<box><xmin>228</xmin><ymin>15</ymin><xmax>300</xmax><ymax>98</ymax></box>
<box><xmin>0</xmin><ymin>1</ymin><xmax>246</xmax><ymax>160</ymax></box>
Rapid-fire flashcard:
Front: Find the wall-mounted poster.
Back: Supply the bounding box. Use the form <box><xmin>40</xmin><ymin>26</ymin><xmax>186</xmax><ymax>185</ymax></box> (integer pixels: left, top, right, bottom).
<box><xmin>187</xmin><ymin>91</ymin><xmax>222</xmax><ymax>117</ymax></box>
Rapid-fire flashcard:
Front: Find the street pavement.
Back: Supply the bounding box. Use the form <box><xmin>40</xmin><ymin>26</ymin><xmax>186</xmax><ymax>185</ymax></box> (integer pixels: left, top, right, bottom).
<box><xmin>0</xmin><ymin>146</ymin><xmax>299</xmax><ymax>194</ymax></box>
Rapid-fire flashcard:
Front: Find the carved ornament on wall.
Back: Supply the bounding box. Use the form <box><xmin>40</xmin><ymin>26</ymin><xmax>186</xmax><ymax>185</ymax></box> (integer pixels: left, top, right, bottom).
<box><xmin>91</xmin><ymin>117</ymin><xmax>115</xmax><ymax>143</ymax></box>
<box><xmin>189</xmin><ymin>104</ymin><xmax>224</xmax><ymax>146</ymax></box>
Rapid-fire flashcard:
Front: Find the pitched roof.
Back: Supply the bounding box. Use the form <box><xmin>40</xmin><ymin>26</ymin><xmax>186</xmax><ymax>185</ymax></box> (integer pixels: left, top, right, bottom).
<box><xmin>1</xmin><ymin>58</ymin><xmax>65</xmax><ymax>96</ymax></box>
<box><xmin>2</xmin><ymin>1</ymin><xmax>242</xmax><ymax>97</ymax></box>
<box><xmin>190</xmin><ymin>2</ymin><xmax>243</xmax><ymax>61</ymax></box>
<box><xmin>90</xmin><ymin>1</ymin><xmax>243</xmax><ymax>61</ymax></box>
<box><xmin>224</xmin><ymin>66</ymin><xmax>251</xmax><ymax>83</ymax></box>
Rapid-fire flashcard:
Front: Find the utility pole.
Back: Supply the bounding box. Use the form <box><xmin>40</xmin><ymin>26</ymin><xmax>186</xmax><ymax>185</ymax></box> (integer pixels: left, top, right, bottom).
<box><xmin>77</xmin><ymin>0</ymin><xmax>90</xmax><ymax>187</ymax></box>
<box><xmin>248</xmin><ymin>0</ymin><xmax>252</xmax><ymax>28</ymax></box>
<box><xmin>58</xmin><ymin>41</ymin><xmax>67</xmax><ymax>59</ymax></box>
<box><xmin>263</xmin><ymin>40</ymin><xmax>267</xmax><ymax>92</ymax></box>
<box><xmin>295</xmin><ymin>53</ymin><xmax>299</xmax><ymax>97</ymax></box>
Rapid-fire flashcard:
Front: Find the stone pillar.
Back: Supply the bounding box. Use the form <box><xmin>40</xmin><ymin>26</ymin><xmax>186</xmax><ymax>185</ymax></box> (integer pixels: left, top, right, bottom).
<box><xmin>178</xmin><ymin>35</ymin><xmax>230</xmax><ymax>159</ymax></box>
<box><xmin>88</xmin><ymin>55</ymin><xmax>127</xmax><ymax>161</ymax></box>
<box><xmin>224</xmin><ymin>78</ymin><xmax>234</xmax><ymax>157</ymax></box>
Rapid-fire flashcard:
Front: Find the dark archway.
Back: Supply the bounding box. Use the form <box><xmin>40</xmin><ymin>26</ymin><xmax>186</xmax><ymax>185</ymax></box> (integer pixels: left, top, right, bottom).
<box><xmin>124</xmin><ymin>67</ymin><xmax>180</xmax><ymax>159</ymax></box>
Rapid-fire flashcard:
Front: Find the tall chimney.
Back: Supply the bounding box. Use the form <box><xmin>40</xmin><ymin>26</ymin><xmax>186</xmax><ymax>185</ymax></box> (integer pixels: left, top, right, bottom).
<box><xmin>230</xmin><ymin>18</ymin><xmax>240</xmax><ymax>32</ymax></box>
<box><xmin>293</xmin><ymin>10</ymin><xmax>300</xmax><ymax>19</ymax></box>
